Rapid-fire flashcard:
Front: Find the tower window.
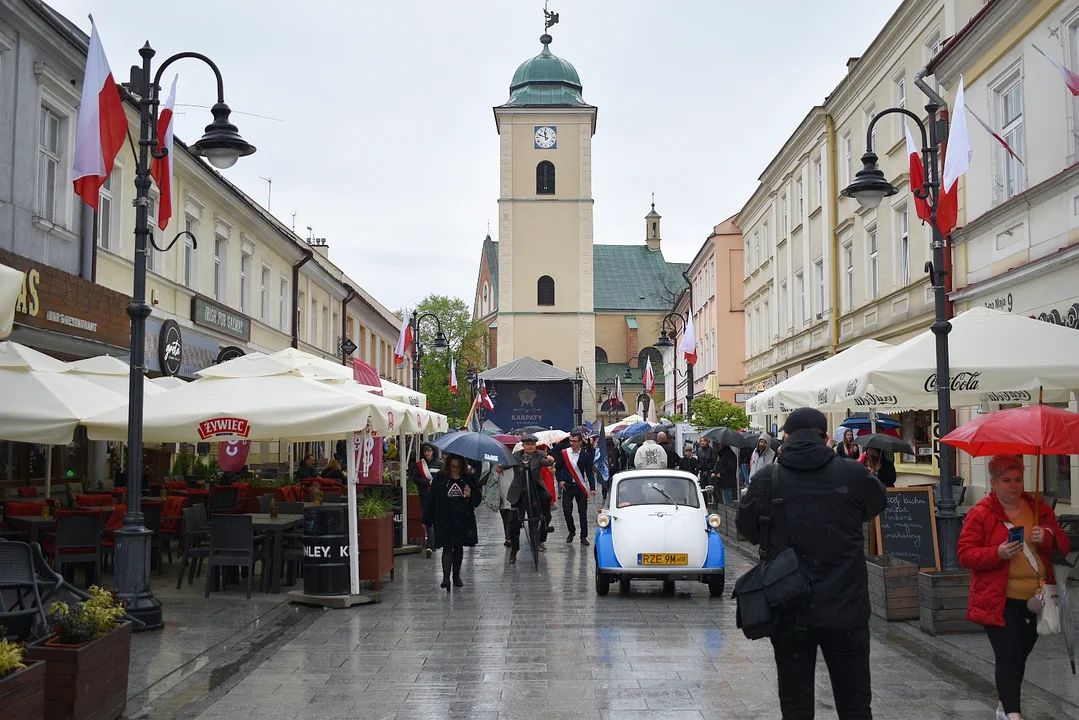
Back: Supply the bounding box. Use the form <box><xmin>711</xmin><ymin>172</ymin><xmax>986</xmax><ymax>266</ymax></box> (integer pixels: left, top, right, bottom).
<box><xmin>536</xmin><ymin>161</ymin><xmax>555</xmax><ymax>195</ymax></box>
<box><xmin>537</xmin><ymin>275</ymin><xmax>555</xmax><ymax>306</ymax></box>
<box><xmin>595</xmin><ymin>347</ymin><xmax>608</xmax><ymax>364</ymax></box>
<box><xmin>651</xmin><ymin>222</ymin><xmax>657</xmax><ymax>238</ymax></box>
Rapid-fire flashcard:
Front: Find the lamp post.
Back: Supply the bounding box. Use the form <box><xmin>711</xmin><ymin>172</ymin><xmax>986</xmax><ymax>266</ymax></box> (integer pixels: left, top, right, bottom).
<box><xmin>840</xmin><ymin>80</ymin><xmax>960</xmax><ymax>572</ymax></box>
<box><xmin>408</xmin><ymin>310</ymin><xmax>448</xmax><ymax>393</ymax></box>
<box><xmin>655</xmin><ymin>312</ymin><xmax>694</xmax><ymax>417</ymax></box>
<box><xmin>116</xmin><ymin>45</ymin><xmax>255</xmax><ymax>630</ymax></box>
<box><xmin>600</xmin><ymin>379</ymin><xmax>617</xmax><ymax>423</ymax></box>
<box><xmin>465</xmin><ymin>366</ymin><xmax>478</xmax><ymax>412</ymax></box>
<box><xmin>451</xmin><ymin>357</ymin><xmax>474</xmax><ymax>428</ymax></box>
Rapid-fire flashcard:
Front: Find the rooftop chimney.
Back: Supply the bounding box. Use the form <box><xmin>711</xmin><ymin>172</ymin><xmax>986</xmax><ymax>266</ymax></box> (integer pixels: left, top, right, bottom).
<box><xmin>308</xmin><ymin>237</ymin><xmax>330</xmax><ymax>259</ymax></box>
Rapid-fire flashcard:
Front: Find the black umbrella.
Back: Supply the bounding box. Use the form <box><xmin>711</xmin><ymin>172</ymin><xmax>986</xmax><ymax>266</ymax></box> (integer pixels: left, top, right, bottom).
<box><xmin>510</xmin><ymin>426</ymin><xmax>547</xmax><ymax>436</ymax></box>
<box><xmin>854</xmin><ymin>433</ymin><xmax>915</xmax><ymax>456</ymax></box>
<box><xmin>743</xmin><ymin>432</ymin><xmax>781</xmax><ymax>452</ymax></box>
<box><xmin>701</xmin><ymin>427</ymin><xmax>752</xmax><ymax>448</ymax></box>
<box><xmin>432</xmin><ymin>431</ymin><xmax>519</xmax><ymax>466</ymax></box>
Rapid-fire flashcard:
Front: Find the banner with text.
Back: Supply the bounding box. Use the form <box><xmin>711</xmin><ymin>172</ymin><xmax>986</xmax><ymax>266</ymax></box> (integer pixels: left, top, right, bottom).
<box><xmin>485</xmin><ymin>381</ymin><xmax>574</xmax><ymax>432</ymax></box>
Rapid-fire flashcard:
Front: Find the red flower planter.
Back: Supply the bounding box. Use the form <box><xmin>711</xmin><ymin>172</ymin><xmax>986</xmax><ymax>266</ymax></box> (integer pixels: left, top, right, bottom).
<box><xmin>406</xmin><ymin>494</ymin><xmax>426</xmax><ymax>546</ymax></box>
<box><xmin>24</xmin><ymin>622</ymin><xmax>131</xmax><ymax>720</ymax></box>
<box><xmin>358</xmin><ymin>513</ymin><xmax>395</xmax><ymax>591</ymax></box>
<box><xmin>0</xmin><ymin>660</ymin><xmax>46</xmax><ymax>720</ymax></box>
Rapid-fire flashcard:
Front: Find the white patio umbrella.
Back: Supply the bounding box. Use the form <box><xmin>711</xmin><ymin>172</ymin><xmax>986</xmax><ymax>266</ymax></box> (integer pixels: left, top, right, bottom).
<box><xmin>355</xmin><ymin>377</ymin><xmax>425</xmax><ymax>407</ymax></box>
<box><xmin>815</xmin><ymin>307</ymin><xmax>1079</xmax><ymax>411</ymax></box>
<box><xmin>747</xmin><ymin>339</ymin><xmax>893</xmax><ymax>416</ymax></box>
<box><xmin>151</xmin><ymin>376</ymin><xmax>187</xmax><ymax>390</ymax></box>
<box><xmin>67</xmin><ymin>355</ymin><xmax>167</xmax><ymax>396</ymax></box>
<box><xmin>269</xmin><ymin>347</ymin><xmax>354</xmax><ymax>381</ymax></box>
<box><xmin>0</xmin><ymin>263</ymin><xmax>23</xmax><ymax>339</ymax></box>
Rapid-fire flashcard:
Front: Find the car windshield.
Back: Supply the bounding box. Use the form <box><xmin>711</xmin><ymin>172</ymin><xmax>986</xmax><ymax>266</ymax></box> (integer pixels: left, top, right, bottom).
<box><xmin>615</xmin><ymin>477</ymin><xmax>700</xmax><ymax>508</ymax></box>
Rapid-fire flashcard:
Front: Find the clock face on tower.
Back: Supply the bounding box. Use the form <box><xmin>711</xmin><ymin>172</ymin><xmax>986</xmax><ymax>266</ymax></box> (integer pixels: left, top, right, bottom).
<box><xmin>534</xmin><ymin>126</ymin><xmax>557</xmax><ymax>149</ymax></box>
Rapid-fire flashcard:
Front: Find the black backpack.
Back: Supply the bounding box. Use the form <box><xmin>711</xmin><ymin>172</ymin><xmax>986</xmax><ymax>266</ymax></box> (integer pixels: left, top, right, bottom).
<box><xmin>733</xmin><ymin>464</ymin><xmax>812</xmax><ymax>640</ymax></box>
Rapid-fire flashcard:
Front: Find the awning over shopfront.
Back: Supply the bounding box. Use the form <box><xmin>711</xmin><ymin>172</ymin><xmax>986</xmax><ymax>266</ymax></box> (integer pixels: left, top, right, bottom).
<box><xmin>746</xmin><ymin>339</ymin><xmax>893</xmax><ymax>417</ymax></box>
<box><xmin>816</xmin><ymin>307</ymin><xmax>1079</xmax><ymax>412</ymax></box>
<box><xmin>0</xmin><ymin>263</ymin><xmax>23</xmax><ymax>340</ymax></box>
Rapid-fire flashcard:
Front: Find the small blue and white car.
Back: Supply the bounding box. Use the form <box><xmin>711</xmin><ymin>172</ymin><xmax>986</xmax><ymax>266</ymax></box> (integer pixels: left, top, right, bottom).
<box><xmin>594</xmin><ymin>470</ymin><xmax>726</xmax><ymax>597</ymax></box>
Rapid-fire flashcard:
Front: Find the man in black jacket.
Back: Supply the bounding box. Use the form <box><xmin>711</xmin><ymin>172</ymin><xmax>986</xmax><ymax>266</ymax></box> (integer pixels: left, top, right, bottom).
<box><xmin>712</xmin><ymin>443</ymin><xmax>739</xmax><ymax>504</ymax></box>
<box><xmin>656</xmin><ymin>431</ymin><xmax>680</xmax><ymax>469</ymax></box>
<box><xmin>696</xmin><ymin>438</ymin><xmax>716</xmax><ymax>490</ymax></box>
<box><xmin>737</xmin><ymin>407</ymin><xmax>886</xmax><ymax>720</ymax></box>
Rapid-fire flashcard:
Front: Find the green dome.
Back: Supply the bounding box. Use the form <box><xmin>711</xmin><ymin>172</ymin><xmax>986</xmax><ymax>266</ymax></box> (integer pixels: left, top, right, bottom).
<box><xmin>505</xmin><ymin>34</ymin><xmax>588</xmax><ymax>107</ymax></box>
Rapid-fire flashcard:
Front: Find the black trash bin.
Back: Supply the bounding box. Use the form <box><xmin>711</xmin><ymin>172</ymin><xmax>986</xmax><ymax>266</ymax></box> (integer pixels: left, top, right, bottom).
<box><xmin>302</xmin><ymin>505</ymin><xmax>350</xmax><ymax>595</ymax></box>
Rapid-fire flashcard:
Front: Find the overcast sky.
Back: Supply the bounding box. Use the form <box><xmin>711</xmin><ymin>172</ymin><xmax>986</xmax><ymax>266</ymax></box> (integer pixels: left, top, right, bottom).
<box><xmin>50</xmin><ymin>0</ymin><xmax>902</xmax><ymax>312</ymax></box>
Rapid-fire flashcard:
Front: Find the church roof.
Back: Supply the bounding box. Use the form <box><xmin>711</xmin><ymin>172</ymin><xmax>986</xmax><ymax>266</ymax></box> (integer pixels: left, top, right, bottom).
<box><xmin>483</xmin><ymin>235</ymin><xmax>499</xmax><ymax>300</ymax></box>
<box><xmin>501</xmin><ymin>34</ymin><xmax>591</xmax><ymax>108</ymax></box>
<box><xmin>593</xmin><ymin>245</ymin><xmax>688</xmax><ymax>312</ymax></box>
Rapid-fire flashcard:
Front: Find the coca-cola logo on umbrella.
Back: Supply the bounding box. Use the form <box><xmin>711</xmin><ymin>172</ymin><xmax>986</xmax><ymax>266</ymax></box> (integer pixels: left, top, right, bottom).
<box><xmin>924</xmin><ymin>371</ymin><xmax>981</xmax><ymax>393</ymax></box>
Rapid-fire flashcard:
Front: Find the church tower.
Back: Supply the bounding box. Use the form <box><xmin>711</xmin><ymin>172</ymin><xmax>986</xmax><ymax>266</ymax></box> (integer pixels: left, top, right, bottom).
<box><xmin>493</xmin><ymin>28</ymin><xmax>598</xmax><ymax>411</ymax></box>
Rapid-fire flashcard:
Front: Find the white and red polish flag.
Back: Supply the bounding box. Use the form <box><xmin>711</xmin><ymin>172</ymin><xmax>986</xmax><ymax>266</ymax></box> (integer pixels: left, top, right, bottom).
<box><xmin>1033</xmin><ymin>45</ymin><xmax>1079</xmax><ymax>96</ymax></box>
<box><xmin>450</xmin><ymin>357</ymin><xmax>458</xmax><ymax>396</ymax></box>
<box><xmin>937</xmin><ymin>76</ymin><xmax>971</xmax><ymax>237</ymax></box>
<box><xmin>615</xmin><ymin>376</ymin><xmax>624</xmax><ymax>408</ymax></box>
<box><xmin>904</xmin><ymin>124</ymin><xmax>931</xmax><ymax>224</ymax></box>
<box><xmin>680</xmin><ymin>313</ymin><xmax>698</xmax><ymax>366</ymax></box>
<box><xmin>149</xmin><ymin>75</ymin><xmax>178</xmax><ymax>230</ymax></box>
<box><xmin>72</xmin><ymin>19</ymin><xmax>127</xmax><ymax>210</ymax></box>
<box><xmin>393</xmin><ymin>315</ymin><xmax>412</xmax><ymax>365</ymax></box>
<box><xmin>481</xmin><ymin>381</ymin><xmax>495</xmax><ymax>410</ymax></box>
<box><xmin>643</xmin><ymin>356</ymin><xmax>655</xmax><ymax>393</ymax></box>
<box><xmin>965</xmin><ymin>105</ymin><xmax>1023</xmax><ymax>166</ymax></box>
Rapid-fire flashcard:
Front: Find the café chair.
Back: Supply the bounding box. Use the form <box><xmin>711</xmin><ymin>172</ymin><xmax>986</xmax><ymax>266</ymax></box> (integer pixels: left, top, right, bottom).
<box><xmin>204</xmin><ymin>515</ymin><xmax>269</xmax><ymax>600</ymax></box>
<box><xmin>0</xmin><ymin>541</ymin><xmax>48</xmax><ymax>641</ymax></box>
<box><xmin>176</xmin><ymin>506</ymin><xmax>211</xmax><ymax>589</ymax></box>
<box><xmin>42</xmin><ymin>510</ymin><xmax>103</xmax><ymax>588</ymax></box>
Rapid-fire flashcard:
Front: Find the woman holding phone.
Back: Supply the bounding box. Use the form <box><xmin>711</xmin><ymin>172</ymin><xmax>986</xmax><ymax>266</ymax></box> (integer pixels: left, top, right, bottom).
<box><xmin>422</xmin><ymin>454</ymin><xmax>482</xmax><ymax>591</ymax></box>
<box><xmin>957</xmin><ymin>454</ymin><xmax>1071</xmax><ymax>720</ymax></box>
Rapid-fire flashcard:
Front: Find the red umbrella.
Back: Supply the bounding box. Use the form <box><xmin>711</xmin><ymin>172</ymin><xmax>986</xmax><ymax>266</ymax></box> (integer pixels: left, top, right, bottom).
<box><xmin>941</xmin><ymin>404</ymin><xmax>1079</xmax><ymax>457</ymax></box>
<box><xmin>490</xmin><ymin>434</ymin><xmax>520</xmax><ymax>447</ymax></box>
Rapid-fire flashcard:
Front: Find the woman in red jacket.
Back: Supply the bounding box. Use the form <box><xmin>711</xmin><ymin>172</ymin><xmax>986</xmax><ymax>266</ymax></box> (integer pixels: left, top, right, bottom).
<box><xmin>957</xmin><ymin>454</ymin><xmax>1071</xmax><ymax>720</ymax></box>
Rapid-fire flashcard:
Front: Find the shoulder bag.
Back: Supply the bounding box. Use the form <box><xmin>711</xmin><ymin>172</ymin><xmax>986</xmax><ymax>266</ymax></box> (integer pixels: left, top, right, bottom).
<box><xmin>733</xmin><ymin>464</ymin><xmax>811</xmax><ymax>640</ymax></box>
<box><xmin>1004</xmin><ymin>520</ymin><xmax>1062</xmax><ymax>635</ymax></box>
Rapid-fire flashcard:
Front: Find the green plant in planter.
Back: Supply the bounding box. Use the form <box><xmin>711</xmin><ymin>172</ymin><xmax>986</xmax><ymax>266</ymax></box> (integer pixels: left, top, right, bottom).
<box><xmin>382</xmin><ymin>469</ymin><xmax>400</xmax><ymax>485</ymax></box>
<box><xmin>48</xmin><ymin>586</ymin><xmax>125</xmax><ymax>645</ymax></box>
<box><xmin>406</xmin><ymin>479</ymin><xmax>419</xmax><ymax>495</ymax></box>
<box><xmin>170</xmin><ymin>451</ymin><xmax>191</xmax><ymax>478</ymax></box>
<box><xmin>0</xmin><ymin>635</ymin><xmax>25</xmax><ymax>677</ymax></box>
<box><xmin>357</xmin><ymin>495</ymin><xmax>392</xmax><ymax>519</ymax></box>
<box><xmin>192</xmin><ymin>457</ymin><xmax>215</xmax><ymax>482</ymax></box>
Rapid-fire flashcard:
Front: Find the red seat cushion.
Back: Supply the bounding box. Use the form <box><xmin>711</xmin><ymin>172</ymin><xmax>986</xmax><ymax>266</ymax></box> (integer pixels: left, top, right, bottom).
<box><xmin>105</xmin><ymin>504</ymin><xmax>127</xmax><ymax>531</ymax></box>
<box><xmin>75</xmin><ymin>494</ymin><xmax>113</xmax><ymax>507</ymax></box>
<box><xmin>5</xmin><ymin>501</ymin><xmax>47</xmax><ymax>517</ymax></box>
<box><xmin>17</xmin><ymin>487</ymin><xmax>39</xmax><ymax>498</ymax></box>
<box><xmin>161</xmin><ymin>496</ymin><xmax>186</xmax><ymax>534</ymax></box>
<box><xmin>164</xmin><ymin>480</ymin><xmax>189</xmax><ymax>492</ymax></box>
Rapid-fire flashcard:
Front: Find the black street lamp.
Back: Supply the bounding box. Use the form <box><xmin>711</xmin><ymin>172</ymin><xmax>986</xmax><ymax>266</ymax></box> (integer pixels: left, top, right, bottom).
<box><xmin>451</xmin><ymin>357</ymin><xmax>475</xmax><ymax>428</ymax></box>
<box><xmin>599</xmin><ymin>379</ymin><xmax>622</xmax><ymax>423</ymax></box>
<box><xmin>116</xmin><ymin>44</ymin><xmax>255</xmax><ymax>630</ymax></box>
<box><xmin>656</xmin><ymin>312</ymin><xmax>694</xmax><ymax>416</ymax></box>
<box><xmin>409</xmin><ymin>310</ymin><xmax>448</xmax><ymax>393</ymax></box>
<box><xmin>841</xmin><ymin>75</ymin><xmax>960</xmax><ymax>572</ymax></box>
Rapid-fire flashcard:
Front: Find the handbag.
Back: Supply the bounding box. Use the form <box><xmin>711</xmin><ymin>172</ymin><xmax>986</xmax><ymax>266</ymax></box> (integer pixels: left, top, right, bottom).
<box><xmin>1005</xmin><ymin>520</ymin><xmax>1062</xmax><ymax>635</ymax></box>
<box><xmin>733</xmin><ymin>464</ymin><xmax>811</xmax><ymax>640</ymax></box>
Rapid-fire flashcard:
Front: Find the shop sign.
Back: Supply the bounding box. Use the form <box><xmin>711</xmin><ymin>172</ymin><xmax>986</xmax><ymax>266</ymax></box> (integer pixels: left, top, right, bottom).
<box><xmin>197</xmin><ymin>417</ymin><xmax>251</xmax><ymax>440</ymax></box>
<box><xmin>216</xmin><ymin>346</ymin><xmax>246</xmax><ymax>364</ymax></box>
<box><xmin>159</xmin><ymin>321</ymin><xmax>183</xmax><ymax>377</ymax></box>
<box><xmin>144</xmin><ymin>319</ymin><xmax>220</xmax><ymax>379</ymax></box>
<box><xmin>191</xmin><ymin>295</ymin><xmax>250</xmax><ymax>341</ymax></box>
<box><xmin>984</xmin><ymin>293</ymin><xmax>1013</xmax><ymax>312</ymax></box>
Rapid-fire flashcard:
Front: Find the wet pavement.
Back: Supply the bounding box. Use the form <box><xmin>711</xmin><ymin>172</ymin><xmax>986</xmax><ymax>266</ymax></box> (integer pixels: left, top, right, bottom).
<box><xmin>124</xmin><ymin>509</ymin><xmax>1079</xmax><ymax>720</ymax></box>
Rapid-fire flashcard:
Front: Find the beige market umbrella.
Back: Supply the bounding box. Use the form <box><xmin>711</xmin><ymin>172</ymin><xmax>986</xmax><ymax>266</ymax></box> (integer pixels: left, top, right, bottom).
<box><xmin>68</xmin><ymin>355</ymin><xmax>167</xmax><ymax>396</ymax></box>
<box><xmin>0</xmin><ymin>263</ymin><xmax>23</xmax><ymax>339</ymax></box>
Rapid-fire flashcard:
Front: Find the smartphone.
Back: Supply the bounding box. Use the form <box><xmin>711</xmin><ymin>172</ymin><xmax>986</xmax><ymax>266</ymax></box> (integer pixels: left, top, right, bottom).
<box><xmin>1008</xmin><ymin>526</ymin><xmax>1024</xmax><ymax>544</ymax></box>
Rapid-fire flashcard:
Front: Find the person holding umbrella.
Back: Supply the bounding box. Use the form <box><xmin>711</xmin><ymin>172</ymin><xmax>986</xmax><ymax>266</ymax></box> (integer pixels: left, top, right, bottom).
<box><xmin>862</xmin><ymin>448</ymin><xmax>896</xmax><ymax>488</ymax></box>
<box><xmin>958</xmin><ymin>454</ymin><xmax>1071</xmax><ymax>720</ymax></box>
<box><xmin>423</xmin><ymin>454</ymin><xmax>482</xmax><ymax>591</ymax></box>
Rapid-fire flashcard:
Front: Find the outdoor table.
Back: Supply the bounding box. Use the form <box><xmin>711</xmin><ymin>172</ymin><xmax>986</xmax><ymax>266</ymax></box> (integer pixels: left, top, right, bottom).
<box><xmin>244</xmin><ymin>513</ymin><xmax>303</xmax><ymax>594</ymax></box>
<box><xmin>6</xmin><ymin>515</ymin><xmax>56</xmax><ymax>546</ymax></box>
<box><xmin>77</xmin><ymin>506</ymin><xmax>114</xmax><ymax>519</ymax></box>
<box><xmin>301</xmin><ymin>501</ymin><xmax>347</xmax><ymax>508</ymax></box>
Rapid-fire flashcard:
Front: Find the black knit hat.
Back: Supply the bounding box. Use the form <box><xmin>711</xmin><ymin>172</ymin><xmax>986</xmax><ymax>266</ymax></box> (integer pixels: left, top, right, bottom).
<box><xmin>783</xmin><ymin>407</ymin><xmax>828</xmax><ymax>435</ymax></box>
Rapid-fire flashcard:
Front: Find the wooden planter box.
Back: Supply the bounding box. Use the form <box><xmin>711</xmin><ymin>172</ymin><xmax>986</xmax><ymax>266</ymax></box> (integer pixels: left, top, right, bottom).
<box><xmin>358</xmin><ymin>513</ymin><xmax>395</xmax><ymax>591</ymax></box>
<box><xmin>719</xmin><ymin>504</ymin><xmax>743</xmax><ymax>541</ymax></box>
<box><xmin>25</xmin><ymin>622</ymin><xmax>131</xmax><ymax>720</ymax></box>
<box><xmin>867</xmin><ymin>556</ymin><xmax>919</xmax><ymax>621</ymax></box>
<box><xmin>0</xmin><ymin>660</ymin><xmax>46</xmax><ymax>720</ymax></box>
<box><xmin>405</xmin><ymin>494</ymin><xmax>426</xmax><ymax>545</ymax></box>
<box><xmin>918</xmin><ymin>570</ymin><xmax>981</xmax><ymax>635</ymax></box>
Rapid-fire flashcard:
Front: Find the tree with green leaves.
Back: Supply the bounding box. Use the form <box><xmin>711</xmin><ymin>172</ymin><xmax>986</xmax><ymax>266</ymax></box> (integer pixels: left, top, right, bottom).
<box><xmin>400</xmin><ymin>295</ymin><xmax>485</xmax><ymax>421</ymax></box>
<box><xmin>689</xmin><ymin>395</ymin><xmax>750</xmax><ymax>431</ymax></box>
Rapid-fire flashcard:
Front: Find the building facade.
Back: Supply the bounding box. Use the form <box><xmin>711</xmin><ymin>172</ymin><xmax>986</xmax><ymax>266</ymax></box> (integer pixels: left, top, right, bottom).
<box><xmin>936</xmin><ymin>0</ymin><xmax>1079</xmax><ymax>508</ymax></box>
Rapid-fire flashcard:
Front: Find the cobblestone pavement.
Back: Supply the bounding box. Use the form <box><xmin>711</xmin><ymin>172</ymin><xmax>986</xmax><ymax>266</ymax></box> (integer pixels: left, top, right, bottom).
<box><xmin>128</xmin><ymin>508</ymin><xmax>1079</xmax><ymax>720</ymax></box>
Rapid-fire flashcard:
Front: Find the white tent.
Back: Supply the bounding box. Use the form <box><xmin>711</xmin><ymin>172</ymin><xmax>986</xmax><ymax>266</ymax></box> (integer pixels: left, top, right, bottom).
<box><xmin>0</xmin><ymin>263</ymin><xmax>23</xmax><ymax>339</ymax></box>
<box><xmin>68</xmin><ymin>355</ymin><xmax>167</xmax><ymax>396</ymax></box>
<box><xmin>0</xmin><ymin>342</ymin><xmax>126</xmax><ymax>445</ymax></box>
<box><xmin>815</xmin><ymin>307</ymin><xmax>1079</xmax><ymax>411</ymax></box>
<box><xmin>746</xmin><ymin>339</ymin><xmax>893</xmax><ymax>416</ymax></box>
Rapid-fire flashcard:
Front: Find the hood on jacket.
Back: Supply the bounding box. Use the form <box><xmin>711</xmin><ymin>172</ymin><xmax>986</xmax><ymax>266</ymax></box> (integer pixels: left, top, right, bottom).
<box><xmin>778</xmin><ymin>429</ymin><xmax>835</xmax><ymax>472</ymax></box>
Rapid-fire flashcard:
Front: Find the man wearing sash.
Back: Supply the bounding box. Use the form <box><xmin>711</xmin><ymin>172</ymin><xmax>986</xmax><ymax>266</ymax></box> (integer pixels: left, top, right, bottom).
<box><xmin>555</xmin><ymin>430</ymin><xmax>596</xmax><ymax>545</ymax></box>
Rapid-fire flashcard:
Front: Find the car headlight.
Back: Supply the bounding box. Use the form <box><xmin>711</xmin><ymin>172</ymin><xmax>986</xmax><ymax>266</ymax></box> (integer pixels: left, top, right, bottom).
<box><xmin>707</xmin><ymin>513</ymin><xmax>721</xmax><ymax>529</ymax></box>
<box><xmin>597</xmin><ymin>513</ymin><xmax>611</xmax><ymax>529</ymax></box>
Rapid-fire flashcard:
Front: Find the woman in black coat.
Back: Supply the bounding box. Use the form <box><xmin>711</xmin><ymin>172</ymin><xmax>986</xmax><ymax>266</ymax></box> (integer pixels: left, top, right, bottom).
<box><xmin>422</xmin><ymin>454</ymin><xmax>482</xmax><ymax>590</ymax></box>
<box><xmin>835</xmin><ymin>428</ymin><xmax>859</xmax><ymax>459</ymax></box>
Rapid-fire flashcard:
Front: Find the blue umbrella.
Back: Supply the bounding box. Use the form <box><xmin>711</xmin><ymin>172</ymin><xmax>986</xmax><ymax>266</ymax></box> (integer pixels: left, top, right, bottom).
<box><xmin>431</xmin><ymin>431</ymin><xmax>518</xmax><ymax>466</ymax></box>
<box><xmin>615</xmin><ymin>421</ymin><xmax>653</xmax><ymax>439</ymax></box>
<box><xmin>842</xmin><ymin>413</ymin><xmax>901</xmax><ymax>431</ymax></box>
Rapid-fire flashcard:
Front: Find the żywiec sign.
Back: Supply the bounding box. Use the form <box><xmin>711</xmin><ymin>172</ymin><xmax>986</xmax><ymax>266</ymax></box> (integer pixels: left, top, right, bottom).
<box><xmin>197</xmin><ymin>417</ymin><xmax>251</xmax><ymax>440</ymax></box>
<box><xmin>191</xmin><ymin>295</ymin><xmax>251</xmax><ymax>341</ymax></box>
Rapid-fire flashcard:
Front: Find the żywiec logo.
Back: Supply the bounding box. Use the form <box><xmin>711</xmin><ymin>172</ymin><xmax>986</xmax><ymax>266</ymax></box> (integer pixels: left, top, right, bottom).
<box><xmin>197</xmin><ymin>417</ymin><xmax>251</xmax><ymax>440</ymax></box>
<box><xmin>924</xmin><ymin>371</ymin><xmax>981</xmax><ymax>393</ymax></box>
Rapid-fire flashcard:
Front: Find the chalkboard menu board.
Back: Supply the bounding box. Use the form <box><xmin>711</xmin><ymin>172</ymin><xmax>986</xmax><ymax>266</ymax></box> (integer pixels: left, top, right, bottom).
<box><xmin>873</xmin><ymin>487</ymin><xmax>941</xmax><ymax>571</ymax></box>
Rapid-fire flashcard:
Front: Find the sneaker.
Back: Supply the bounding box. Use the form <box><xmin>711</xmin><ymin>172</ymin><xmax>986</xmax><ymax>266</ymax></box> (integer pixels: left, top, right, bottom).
<box><xmin>580</xmin><ymin>537</ymin><xmax>590</xmax><ymax>546</ymax></box>
<box><xmin>996</xmin><ymin>704</ymin><xmax>1006</xmax><ymax>720</ymax></box>
<box><xmin>509</xmin><ymin>551</ymin><xmax>517</xmax><ymax>564</ymax></box>
<box><xmin>539</xmin><ymin>543</ymin><xmax>546</xmax><ymax>552</ymax></box>
<box><xmin>566</xmin><ymin>533</ymin><xmax>575</xmax><ymax>544</ymax></box>
<box><xmin>424</xmin><ymin>548</ymin><xmax>432</xmax><ymax>558</ymax></box>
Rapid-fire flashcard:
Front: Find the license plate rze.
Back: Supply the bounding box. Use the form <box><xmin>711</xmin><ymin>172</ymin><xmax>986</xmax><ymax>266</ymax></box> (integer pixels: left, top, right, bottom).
<box><xmin>638</xmin><ymin>553</ymin><xmax>688</xmax><ymax>565</ymax></box>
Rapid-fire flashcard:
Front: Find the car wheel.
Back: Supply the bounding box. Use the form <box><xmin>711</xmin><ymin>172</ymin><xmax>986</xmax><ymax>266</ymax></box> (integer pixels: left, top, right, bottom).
<box><xmin>708</xmin><ymin>574</ymin><xmax>725</xmax><ymax>598</ymax></box>
<box><xmin>662</xmin><ymin>580</ymin><xmax>675</xmax><ymax>595</ymax></box>
<box><xmin>619</xmin><ymin>578</ymin><xmax>631</xmax><ymax>595</ymax></box>
<box><xmin>595</xmin><ymin>563</ymin><xmax>610</xmax><ymax>596</ymax></box>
